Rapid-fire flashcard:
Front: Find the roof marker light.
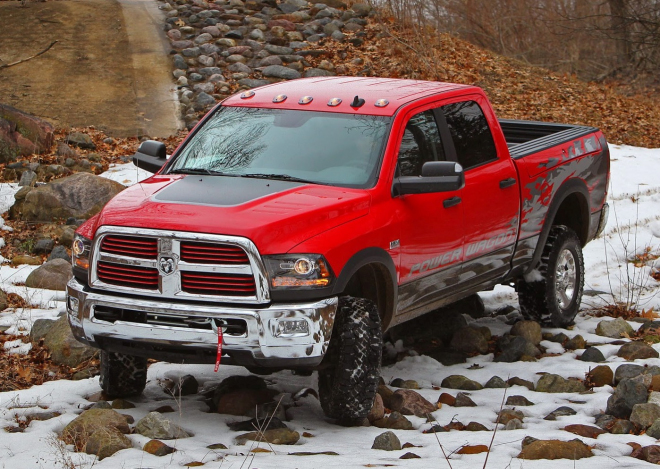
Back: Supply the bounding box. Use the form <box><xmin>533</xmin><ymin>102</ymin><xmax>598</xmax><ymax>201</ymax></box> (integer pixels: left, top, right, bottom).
<box><xmin>273</xmin><ymin>94</ymin><xmax>287</xmax><ymax>103</ymax></box>
<box><xmin>299</xmin><ymin>96</ymin><xmax>313</xmax><ymax>105</ymax></box>
<box><xmin>328</xmin><ymin>97</ymin><xmax>342</xmax><ymax>107</ymax></box>
<box><xmin>240</xmin><ymin>90</ymin><xmax>255</xmax><ymax>99</ymax></box>
<box><xmin>375</xmin><ymin>99</ymin><xmax>389</xmax><ymax>108</ymax></box>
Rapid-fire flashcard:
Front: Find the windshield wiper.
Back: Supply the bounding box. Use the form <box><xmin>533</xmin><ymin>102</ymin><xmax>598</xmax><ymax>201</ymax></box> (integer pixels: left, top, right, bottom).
<box><xmin>170</xmin><ymin>167</ymin><xmax>224</xmax><ymax>175</ymax></box>
<box><xmin>241</xmin><ymin>173</ymin><xmax>316</xmax><ymax>184</ymax></box>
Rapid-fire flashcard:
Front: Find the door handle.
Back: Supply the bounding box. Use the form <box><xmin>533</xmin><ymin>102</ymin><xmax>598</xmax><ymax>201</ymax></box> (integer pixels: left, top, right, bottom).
<box><xmin>443</xmin><ymin>196</ymin><xmax>461</xmax><ymax>208</ymax></box>
<box><xmin>499</xmin><ymin>177</ymin><xmax>516</xmax><ymax>189</ymax></box>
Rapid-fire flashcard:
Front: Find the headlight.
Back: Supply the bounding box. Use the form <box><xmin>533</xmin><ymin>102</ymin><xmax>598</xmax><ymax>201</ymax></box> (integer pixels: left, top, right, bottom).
<box><xmin>264</xmin><ymin>254</ymin><xmax>334</xmax><ymax>289</ymax></box>
<box><xmin>72</xmin><ymin>234</ymin><xmax>92</xmax><ymax>271</ymax></box>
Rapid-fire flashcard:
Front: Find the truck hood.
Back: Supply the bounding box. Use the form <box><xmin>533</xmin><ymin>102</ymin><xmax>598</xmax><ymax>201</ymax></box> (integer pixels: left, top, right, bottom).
<box><xmin>94</xmin><ymin>175</ymin><xmax>371</xmax><ymax>254</ymax></box>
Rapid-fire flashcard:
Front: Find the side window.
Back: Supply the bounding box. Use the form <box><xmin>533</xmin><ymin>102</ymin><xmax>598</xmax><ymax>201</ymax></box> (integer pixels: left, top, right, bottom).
<box><xmin>442</xmin><ymin>101</ymin><xmax>497</xmax><ymax>170</ymax></box>
<box><xmin>397</xmin><ymin>110</ymin><xmax>446</xmax><ymax>177</ymax></box>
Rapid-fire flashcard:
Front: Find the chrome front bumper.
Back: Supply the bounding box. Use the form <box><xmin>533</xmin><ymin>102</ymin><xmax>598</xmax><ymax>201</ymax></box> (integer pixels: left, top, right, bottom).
<box><xmin>66</xmin><ymin>278</ymin><xmax>337</xmax><ymax>368</ymax></box>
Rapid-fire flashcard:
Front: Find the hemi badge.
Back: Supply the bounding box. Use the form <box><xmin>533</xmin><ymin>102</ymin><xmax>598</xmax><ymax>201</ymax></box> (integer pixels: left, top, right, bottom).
<box><xmin>389</xmin><ymin>240</ymin><xmax>400</xmax><ymax>249</ymax></box>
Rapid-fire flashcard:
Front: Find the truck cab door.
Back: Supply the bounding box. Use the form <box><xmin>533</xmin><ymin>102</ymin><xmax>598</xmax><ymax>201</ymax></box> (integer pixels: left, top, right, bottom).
<box><xmin>438</xmin><ymin>97</ymin><xmax>520</xmax><ymax>285</ymax></box>
<box><xmin>392</xmin><ymin>109</ymin><xmax>465</xmax><ymax>322</ymax></box>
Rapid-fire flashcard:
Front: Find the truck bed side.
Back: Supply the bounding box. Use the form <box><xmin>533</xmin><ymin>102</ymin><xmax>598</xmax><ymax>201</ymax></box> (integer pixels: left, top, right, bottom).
<box><xmin>504</xmin><ymin>119</ymin><xmax>610</xmax><ymax>275</ymax></box>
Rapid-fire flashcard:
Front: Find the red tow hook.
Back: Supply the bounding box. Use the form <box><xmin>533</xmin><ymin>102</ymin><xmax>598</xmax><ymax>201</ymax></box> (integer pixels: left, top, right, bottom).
<box><xmin>213</xmin><ymin>320</ymin><xmax>225</xmax><ymax>372</ymax></box>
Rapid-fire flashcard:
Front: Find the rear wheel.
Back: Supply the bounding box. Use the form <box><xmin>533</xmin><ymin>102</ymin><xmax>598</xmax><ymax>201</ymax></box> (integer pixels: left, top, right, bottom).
<box><xmin>318</xmin><ymin>296</ymin><xmax>382</xmax><ymax>423</ymax></box>
<box><xmin>517</xmin><ymin>225</ymin><xmax>584</xmax><ymax>327</ymax></box>
<box><xmin>99</xmin><ymin>351</ymin><xmax>148</xmax><ymax>398</ymax></box>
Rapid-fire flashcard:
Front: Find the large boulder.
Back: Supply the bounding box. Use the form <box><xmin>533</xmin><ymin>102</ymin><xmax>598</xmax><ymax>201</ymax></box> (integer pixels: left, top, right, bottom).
<box><xmin>606</xmin><ymin>378</ymin><xmax>649</xmax><ymax>418</ymax></box>
<box><xmin>535</xmin><ymin>374</ymin><xmax>585</xmax><ymax>393</ymax></box>
<box><xmin>25</xmin><ymin>259</ymin><xmax>73</xmax><ymax>291</ymax></box>
<box><xmin>0</xmin><ymin>104</ymin><xmax>54</xmax><ymax>163</ymax></box>
<box><xmin>389</xmin><ymin>389</ymin><xmax>436</xmax><ymax>417</ymax></box>
<box><xmin>61</xmin><ymin>409</ymin><xmax>130</xmax><ymax>447</ymax></box>
<box><xmin>135</xmin><ymin>412</ymin><xmax>192</xmax><ymax>439</ymax></box>
<box><xmin>15</xmin><ymin>173</ymin><xmax>124</xmax><ymax>222</ymax></box>
<box><xmin>518</xmin><ymin>439</ymin><xmax>593</xmax><ymax>460</ymax></box>
<box><xmin>85</xmin><ymin>428</ymin><xmax>132</xmax><ymax>460</ymax></box>
<box><xmin>43</xmin><ymin>315</ymin><xmax>97</xmax><ymax>367</ymax></box>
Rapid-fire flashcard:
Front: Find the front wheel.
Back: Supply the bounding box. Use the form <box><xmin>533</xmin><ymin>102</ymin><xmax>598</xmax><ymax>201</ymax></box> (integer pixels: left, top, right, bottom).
<box><xmin>517</xmin><ymin>225</ymin><xmax>585</xmax><ymax>327</ymax></box>
<box><xmin>318</xmin><ymin>296</ymin><xmax>382</xmax><ymax>423</ymax></box>
<box><xmin>99</xmin><ymin>351</ymin><xmax>148</xmax><ymax>398</ymax></box>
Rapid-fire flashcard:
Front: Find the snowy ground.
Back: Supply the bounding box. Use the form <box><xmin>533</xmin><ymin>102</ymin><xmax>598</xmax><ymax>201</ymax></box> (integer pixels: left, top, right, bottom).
<box><xmin>0</xmin><ymin>145</ymin><xmax>659</xmax><ymax>468</ymax></box>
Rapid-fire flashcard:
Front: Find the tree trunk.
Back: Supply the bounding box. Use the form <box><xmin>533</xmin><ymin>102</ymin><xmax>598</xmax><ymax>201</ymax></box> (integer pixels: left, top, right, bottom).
<box><xmin>608</xmin><ymin>0</ymin><xmax>632</xmax><ymax>66</ymax></box>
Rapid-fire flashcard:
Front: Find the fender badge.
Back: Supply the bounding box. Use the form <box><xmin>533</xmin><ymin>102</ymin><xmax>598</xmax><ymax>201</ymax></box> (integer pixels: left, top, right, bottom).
<box><xmin>389</xmin><ymin>240</ymin><xmax>400</xmax><ymax>249</ymax></box>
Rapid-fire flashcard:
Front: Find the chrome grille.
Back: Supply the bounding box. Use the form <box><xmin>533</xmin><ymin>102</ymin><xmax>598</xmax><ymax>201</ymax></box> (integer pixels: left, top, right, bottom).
<box><xmin>90</xmin><ymin>227</ymin><xmax>269</xmax><ymax>304</ymax></box>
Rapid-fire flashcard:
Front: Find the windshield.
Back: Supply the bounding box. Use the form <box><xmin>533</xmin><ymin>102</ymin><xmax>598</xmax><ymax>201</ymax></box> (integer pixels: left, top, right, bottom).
<box><xmin>167</xmin><ymin>107</ymin><xmax>392</xmax><ymax>187</ymax></box>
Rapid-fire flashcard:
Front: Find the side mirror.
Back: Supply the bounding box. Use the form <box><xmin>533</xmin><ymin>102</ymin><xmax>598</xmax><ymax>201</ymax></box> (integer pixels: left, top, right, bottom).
<box><xmin>393</xmin><ymin>161</ymin><xmax>465</xmax><ymax>195</ymax></box>
<box><xmin>132</xmin><ymin>140</ymin><xmax>167</xmax><ymax>173</ymax></box>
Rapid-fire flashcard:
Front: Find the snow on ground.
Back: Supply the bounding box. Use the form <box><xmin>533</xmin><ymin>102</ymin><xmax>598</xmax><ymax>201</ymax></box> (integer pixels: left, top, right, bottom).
<box><xmin>0</xmin><ymin>146</ymin><xmax>659</xmax><ymax>468</ymax></box>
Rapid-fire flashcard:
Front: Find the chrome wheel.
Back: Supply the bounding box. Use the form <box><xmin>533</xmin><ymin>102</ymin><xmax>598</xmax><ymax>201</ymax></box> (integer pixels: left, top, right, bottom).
<box><xmin>555</xmin><ymin>249</ymin><xmax>577</xmax><ymax>309</ymax></box>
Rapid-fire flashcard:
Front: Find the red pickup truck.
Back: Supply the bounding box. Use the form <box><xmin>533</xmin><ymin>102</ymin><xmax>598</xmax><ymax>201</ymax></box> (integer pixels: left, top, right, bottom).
<box><xmin>67</xmin><ymin>77</ymin><xmax>609</xmax><ymax>422</ymax></box>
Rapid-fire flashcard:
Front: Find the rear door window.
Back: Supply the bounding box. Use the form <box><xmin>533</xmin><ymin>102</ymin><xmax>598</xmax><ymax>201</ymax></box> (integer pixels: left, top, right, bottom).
<box><xmin>441</xmin><ymin>101</ymin><xmax>497</xmax><ymax>170</ymax></box>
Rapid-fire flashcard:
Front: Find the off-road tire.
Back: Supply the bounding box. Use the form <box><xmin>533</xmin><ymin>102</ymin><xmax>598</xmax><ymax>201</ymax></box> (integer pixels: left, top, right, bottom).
<box><xmin>318</xmin><ymin>296</ymin><xmax>382</xmax><ymax>423</ymax></box>
<box><xmin>99</xmin><ymin>351</ymin><xmax>148</xmax><ymax>398</ymax></box>
<box><xmin>517</xmin><ymin>225</ymin><xmax>585</xmax><ymax>327</ymax></box>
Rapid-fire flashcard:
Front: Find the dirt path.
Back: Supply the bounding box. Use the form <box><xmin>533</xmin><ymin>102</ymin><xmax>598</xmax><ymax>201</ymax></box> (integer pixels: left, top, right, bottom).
<box><xmin>0</xmin><ymin>0</ymin><xmax>180</xmax><ymax>137</ymax></box>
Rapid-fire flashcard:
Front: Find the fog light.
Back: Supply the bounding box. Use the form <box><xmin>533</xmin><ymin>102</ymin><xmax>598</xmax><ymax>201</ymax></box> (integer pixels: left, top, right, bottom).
<box><xmin>68</xmin><ymin>296</ymin><xmax>79</xmax><ymax>314</ymax></box>
<box><xmin>275</xmin><ymin>319</ymin><xmax>310</xmax><ymax>338</ymax></box>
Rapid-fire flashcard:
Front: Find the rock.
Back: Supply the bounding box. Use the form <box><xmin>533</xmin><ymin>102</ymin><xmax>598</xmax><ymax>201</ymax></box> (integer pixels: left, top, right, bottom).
<box><xmin>518</xmin><ymin>439</ymin><xmax>593</xmax><ymax>460</ymax></box>
<box><xmin>565</xmin><ymin>334</ymin><xmax>586</xmax><ymax>350</ymax></box>
<box><xmin>550</xmin><ymin>332</ymin><xmax>569</xmax><ymax>343</ymax></box>
<box><xmin>400</xmin><ymin>452</ymin><xmax>421</xmax><ymax>459</ymax></box>
<box><xmin>563</xmin><ymin>424</ymin><xmax>606</xmax><ymax>439</ymax></box>
<box><xmin>455</xmin><ymin>392</ymin><xmax>477</xmax><ymax>407</ymax></box>
<box><xmin>495</xmin><ymin>336</ymin><xmax>539</xmax><ymax>362</ymax></box>
<box><xmin>632</xmin><ymin>445</ymin><xmax>660</xmax><ymax>464</ymax></box>
<box><xmin>535</xmin><ymin>374</ymin><xmax>585</xmax><ymax>393</ymax></box>
<box><xmin>12</xmin><ymin>255</ymin><xmax>41</xmax><ymax>265</ymax></box>
<box><xmin>262</xmin><ymin>65</ymin><xmax>301</xmax><ymax>79</ymax></box>
<box><xmin>30</xmin><ymin>318</ymin><xmax>56</xmax><ymax>342</ymax></box>
<box><xmin>630</xmin><ymin>403</ymin><xmax>660</xmax><ymax>429</ymax></box>
<box><xmin>213</xmin><ymin>375</ymin><xmax>276</xmax><ymax>416</ymax></box>
<box><xmin>580</xmin><ymin>347</ymin><xmax>606</xmax><ymax>362</ymax></box>
<box><xmin>25</xmin><ymin>259</ymin><xmax>72</xmax><ymax>291</ymax></box>
<box><xmin>135</xmin><ymin>412</ymin><xmax>192</xmax><ymax>439</ymax></box>
<box><xmin>48</xmin><ymin>245</ymin><xmax>71</xmax><ymax>262</ymax></box>
<box><xmin>498</xmin><ymin>409</ymin><xmax>524</xmax><ymax>425</ymax></box>
<box><xmin>66</xmin><ymin>132</ymin><xmax>96</xmax><ymax>150</ymax></box>
<box><xmin>0</xmin><ymin>104</ymin><xmax>54</xmax><ymax>162</ymax></box>
<box><xmin>606</xmin><ymin>378</ymin><xmax>649</xmax><ymax>418</ymax></box>
<box><xmin>19</xmin><ymin>170</ymin><xmax>37</xmax><ymax>187</ymax></box>
<box><xmin>441</xmin><ymin>375</ymin><xmax>483</xmax><ymax>390</ymax></box>
<box><xmin>206</xmin><ymin>443</ymin><xmax>228</xmax><ymax>450</ymax></box>
<box><xmin>615</xmin><ymin>364</ymin><xmax>645</xmax><ymax>384</ymax></box>
<box><xmin>111</xmin><ymin>399</ymin><xmax>136</xmax><ymax>410</ymax></box>
<box><xmin>143</xmin><ymin>439</ymin><xmax>175</xmax><ymax>456</ymax></box>
<box><xmin>390</xmin><ymin>389</ymin><xmax>436</xmax><ymax>417</ymax></box>
<box><xmin>457</xmin><ymin>444</ymin><xmax>489</xmax><ymax>454</ymax></box>
<box><xmin>16</xmin><ymin>173</ymin><xmax>124</xmax><ymax>222</ymax></box>
<box><xmin>372</xmin><ymin>411</ymin><xmax>413</xmax><ymax>430</ymax></box>
<box><xmin>544</xmin><ymin>406</ymin><xmax>577</xmax><ymax>420</ymax></box>
<box><xmin>506</xmin><ymin>395</ymin><xmax>534</xmax><ymax>406</ymax></box>
<box><xmin>43</xmin><ymin>315</ymin><xmax>96</xmax><ymax>367</ymax></box>
<box><xmin>195</xmin><ymin>92</ymin><xmax>217</xmax><ymax>110</ymax></box>
<box><xmin>90</xmin><ymin>401</ymin><xmax>112</xmax><ymax>410</ymax></box>
<box><xmin>173</xmin><ymin>375</ymin><xmax>199</xmax><ymax>396</ymax></box>
<box><xmin>586</xmin><ymin>365</ymin><xmax>613</xmax><ymax>387</ymax></box>
<box><xmin>84</xmin><ymin>427</ymin><xmax>132</xmax><ymax>460</ymax></box>
<box><xmin>507</xmin><ymin>377</ymin><xmax>534</xmax><ymax>390</ymax></box>
<box><xmin>611</xmin><ymin>419</ymin><xmax>635</xmax><ymax>434</ymax></box>
<box><xmin>227</xmin><ymin>417</ymin><xmax>287</xmax><ymax>432</ymax></box>
<box><xmin>437</xmin><ymin>393</ymin><xmax>455</xmax><ymax>407</ymax></box>
<box><xmin>450</xmin><ymin>327</ymin><xmax>489</xmax><ymax>354</ymax></box>
<box><xmin>61</xmin><ymin>409</ymin><xmax>130</xmax><ymax>446</ymax></box>
<box><xmin>377</xmin><ymin>384</ymin><xmax>395</xmax><ymax>409</ymax></box>
<box><xmin>485</xmin><ymin>376</ymin><xmax>507</xmax><ymax>388</ymax></box>
<box><xmin>646</xmin><ymin>419</ymin><xmax>660</xmax><ymax>438</ymax></box>
<box><xmin>304</xmin><ymin>68</ymin><xmax>334</xmax><ymax>77</ymax></box>
<box><xmin>351</xmin><ymin>2</ymin><xmax>371</xmax><ymax>16</ymax></box>
<box><xmin>510</xmin><ymin>320</ymin><xmax>542</xmax><ymax>345</ymax></box>
<box><xmin>595</xmin><ymin>318</ymin><xmax>634</xmax><ymax>338</ymax></box>
<box><xmin>371</xmin><ymin>431</ymin><xmax>401</xmax><ymax>451</ymax></box>
<box><xmin>235</xmin><ymin>428</ymin><xmax>300</xmax><ymax>445</ymax></box>
<box><xmin>390</xmin><ymin>378</ymin><xmax>419</xmax><ymax>389</ymax></box>
<box><xmin>427</xmin><ymin>350</ymin><xmax>467</xmax><ymax>365</ymax></box>
<box><xmin>638</xmin><ymin>321</ymin><xmax>660</xmax><ymax>337</ymax></box>
<box><xmin>505</xmin><ymin>418</ymin><xmax>523</xmax><ymax>430</ymax></box>
<box><xmin>465</xmin><ymin>421</ymin><xmax>489</xmax><ymax>431</ymax></box>
<box><xmin>617</xmin><ymin>342</ymin><xmax>659</xmax><ymax>360</ymax></box>
<box><xmin>367</xmin><ymin>393</ymin><xmax>384</xmax><ymax>422</ymax></box>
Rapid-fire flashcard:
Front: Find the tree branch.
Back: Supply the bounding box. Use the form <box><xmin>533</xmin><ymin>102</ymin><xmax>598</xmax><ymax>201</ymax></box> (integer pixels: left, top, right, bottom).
<box><xmin>0</xmin><ymin>40</ymin><xmax>58</xmax><ymax>70</ymax></box>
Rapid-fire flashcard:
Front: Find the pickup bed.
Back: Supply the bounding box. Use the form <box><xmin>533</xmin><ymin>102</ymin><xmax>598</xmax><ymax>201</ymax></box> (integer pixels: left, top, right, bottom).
<box><xmin>67</xmin><ymin>77</ymin><xmax>609</xmax><ymax>422</ymax></box>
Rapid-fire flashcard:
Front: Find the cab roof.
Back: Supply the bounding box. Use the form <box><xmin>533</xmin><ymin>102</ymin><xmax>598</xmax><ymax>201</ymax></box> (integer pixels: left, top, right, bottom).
<box><xmin>222</xmin><ymin>77</ymin><xmax>476</xmax><ymax>117</ymax></box>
